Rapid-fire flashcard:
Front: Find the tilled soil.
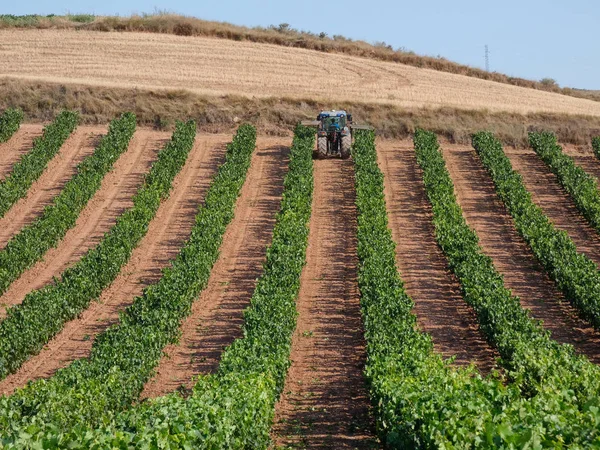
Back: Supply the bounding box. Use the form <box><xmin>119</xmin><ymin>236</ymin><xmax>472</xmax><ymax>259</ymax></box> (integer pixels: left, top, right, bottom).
<box><xmin>505</xmin><ymin>147</ymin><xmax>600</xmax><ymax>267</ymax></box>
<box><xmin>377</xmin><ymin>139</ymin><xmax>498</xmax><ymax>371</ymax></box>
<box><xmin>141</xmin><ymin>138</ymin><xmax>289</xmax><ymax>399</ymax></box>
<box><xmin>0</xmin><ymin>126</ymin><xmax>99</xmax><ymax>248</ymax></box>
<box><xmin>0</xmin><ymin>124</ymin><xmax>43</xmax><ymax>179</ymax></box>
<box><xmin>272</xmin><ymin>160</ymin><xmax>378</xmax><ymax>449</ymax></box>
<box><xmin>443</xmin><ymin>144</ymin><xmax>600</xmax><ymax>364</ymax></box>
<box><xmin>0</xmin><ymin>129</ymin><xmax>168</xmax><ymax>317</ymax></box>
<box><xmin>561</xmin><ymin>144</ymin><xmax>600</xmax><ymax>182</ymax></box>
<box><xmin>0</xmin><ymin>134</ymin><xmax>228</xmax><ymax>395</ymax></box>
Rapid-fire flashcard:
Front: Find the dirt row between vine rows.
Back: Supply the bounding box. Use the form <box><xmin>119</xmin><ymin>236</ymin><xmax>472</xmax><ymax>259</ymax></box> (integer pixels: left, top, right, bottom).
<box><xmin>442</xmin><ymin>144</ymin><xmax>600</xmax><ymax>364</ymax></box>
<box><xmin>377</xmin><ymin>140</ymin><xmax>498</xmax><ymax>372</ymax></box>
<box><xmin>0</xmin><ymin>133</ymin><xmax>229</xmax><ymax>395</ymax></box>
<box><xmin>0</xmin><ymin>124</ymin><xmax>43</xmax><ymax>180</ymax></box>
<box><xmin>272</xmin><ymin>160</ymin><xmax>378</xmax><ymax>449</ymax></box>
<box><xmin>0</xmin><ymin>126</ymin><xmax>98</xmax><ymax>249</ymax></box>
<box><xmin>561</xmin><ymin>144</ymin><xmax>600</xmax><ymax>182</ymax></box>
<box><xmin>505</xmin><ymin>147</ymin><xmax>600</xmax><ymax>268</ymax></box>
<box><xmin>142</xmin><ymin>139</ymin><xmax>289</xmax><ymax>398</ymax></box>
<box><xmin>0</xmin><ymin>127</ymin><xmax>169</xmax><ymax>317</ymax></box>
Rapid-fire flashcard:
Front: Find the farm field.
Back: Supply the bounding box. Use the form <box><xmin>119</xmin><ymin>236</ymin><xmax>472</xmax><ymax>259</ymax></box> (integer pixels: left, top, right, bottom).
<box><xmin>3</xmin><ymin>29</ymin><xmax>600</xmax><ymax>116</ymax></box>
<box><xmin>2</xmin><ymin>19</ymin><xmax>600</xmax><ymax>448</ymax></box>
<box><xmin>1</xmin><ymin>115</ymin><xmax>600</xmax><ymax>447</ymax></box>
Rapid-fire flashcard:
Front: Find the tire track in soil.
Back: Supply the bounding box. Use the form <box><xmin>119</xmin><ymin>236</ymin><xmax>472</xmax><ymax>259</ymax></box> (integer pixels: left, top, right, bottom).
<box><xmin>0</xmin><ymin>124</ymin><xmax>43</xmax><ymax>180</ymax></box>
<box><xmin>505</xmin><ymin>147</ymin><xmax>600</xmax><ymax>267</ymax></box>
<box><xmin>0</xmin><ymin>135</ymin><xmax>229</xmax><ymax>395</ymax></box>
<box><xmin>272</xmin><ymin>160</ymin><xmax>378</xmax><ymax>449</ymax></box>
<box><xmin>141</xmin><ymin>138</ymin><xmax>289</xmax><ymax>399</ymax></box>
<box><xmin>0</xmin><ymin>126</ymin><xmax>100</xmax><ymax>249</ymax></box>
<box><xmin>0</xmin><ymin>129</ymin><xmax>169</xmax><ymax>317</ymax></box>
<box><xmin>443</xmin><ymin>145</ymin><xmax>600</xmax><ymax>364</ymax></box>
<box><xmin>377</xmin><ymin>140</ymin><xmax>498</xmax><ymax>371</ymax></box>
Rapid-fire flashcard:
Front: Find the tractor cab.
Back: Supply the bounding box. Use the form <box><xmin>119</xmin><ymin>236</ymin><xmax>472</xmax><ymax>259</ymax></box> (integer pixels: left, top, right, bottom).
<box><xmin>317</xmin><ymin>111</ymin><xmax>352</xmax><ymax>133</ymax></box>
<box><xmin>319</xmin><ymin>114</ymin><xmax>346</xmax><ymax>132</ymax></box>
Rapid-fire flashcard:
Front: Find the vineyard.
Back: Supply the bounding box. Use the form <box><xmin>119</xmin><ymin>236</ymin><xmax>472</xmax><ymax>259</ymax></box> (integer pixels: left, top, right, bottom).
<box><xmin>1</xmin><ymin>107</ymin><xmax>600</xmax><ymax>449</ymax></box>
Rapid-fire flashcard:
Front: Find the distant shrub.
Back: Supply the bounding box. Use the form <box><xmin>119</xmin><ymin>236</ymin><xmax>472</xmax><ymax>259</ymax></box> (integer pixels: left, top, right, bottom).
<box><xmin>540</xmin><ymin>78</ymin><xmax>559</xmax><ymax>89</ymax></box>
<box><xmin>173</xmin><ymin>22</ymin><xmax>193</xmax><ymax>36</ymax></box>
<box><xmin>68</xmin><ymin>14</ymin><xmax>95</xmax><ymax>23</ymax></box>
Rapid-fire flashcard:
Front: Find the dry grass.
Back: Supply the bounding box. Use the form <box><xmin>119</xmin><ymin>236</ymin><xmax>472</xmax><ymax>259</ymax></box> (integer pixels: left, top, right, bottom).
<box><xmin>2</xmin><ymin>29</ymin><xmax>600</xmax><ymax>119</ymax></box>
<box><xmin>2</xmin><ymin>78</ymin><xmax>600</xmax><ymax>147</ymax></box>
<box><xmin>1</xmin><ymin>13</ymin><xmax>598</xmax><ymax>103</ymax></box>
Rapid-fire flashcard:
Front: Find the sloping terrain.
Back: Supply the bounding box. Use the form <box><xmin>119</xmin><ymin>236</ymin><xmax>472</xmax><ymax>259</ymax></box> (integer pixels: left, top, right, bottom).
<box><xmin>2</xmin><ymin>29</ymin><xmax>600</xmax><ymax>117</ymax></box>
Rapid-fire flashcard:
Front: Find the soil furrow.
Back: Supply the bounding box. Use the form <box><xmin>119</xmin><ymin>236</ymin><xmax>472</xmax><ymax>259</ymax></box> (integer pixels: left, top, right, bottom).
<box><xmin>377</xmin><ymin>140</ymin><xmax>498</xmax><ymax>371</ymax></box>
<box><xmin>0</xmin><ymin>126</ymin><xmax>99</xmax><ymax>248</ymax></box>
<box><xmin>443</xmin><ymin>145</ymin><xmax>600</xmax><ymax>364</ymax></box>
<box><xmin>0</xmin><ymin>129</ymin><xmax>169</xmax><ymax>316</ymax></box>
<box><xmin>0</xmin><ymin>124</ymin><xmax>43</xmax><ymax>180</ymax></box>
<box><xmin>0</xmin><ymin>135</ymin><xmax>228</xmax><ymax>395</ymax></box>
<box><xmin>272</xmin><ymin>160</ymin><xmax>377</xmax><ymax>449</ymax></box>
<box><xmin>141</xmin><ymin>138</ymin><xmax>289</xmax><ymax>399</ymax></box>
<box><xmin>505</xmin><ymin>147</ymin><xmax>600</xmax><ymax>267</ymax></box>
<box><xmin>561</xmin><ymin>144</ymin><xmax>600</xmax><ymax>183</ymax></box>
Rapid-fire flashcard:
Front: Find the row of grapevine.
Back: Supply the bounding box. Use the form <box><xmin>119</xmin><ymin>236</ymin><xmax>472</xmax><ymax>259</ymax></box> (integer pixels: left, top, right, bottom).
<box><xmin>0</xmin><ymin>110</ymin><xmax>78</xmax><ymax>217</ymax></box>
<box><xmin>474</xmin><ymin>132</ymin><xmax>600</xmax><ymax>330</ymax></box>
<box><xmin>593</xmin><ymin>136</ymin><xmax>600</xmax><ymax>160</ymax></box>
<box><xmin>530</xmin><ymin>131</ymin><xmax>600</xmax><ymax>234</ymax></box>
<box><xmin>415</xmin><ymin>129</ymin><xmax>600</xmax><ymax>445</ymax></box>
<box><xmin>351</xmin><ymin>129</ymin><xmax>522</xmax><ymax>447</ymax></box>
<box><xmin>0</xmin><ymin>124</ymin><xmax>258</xmax><ymax>445</ymax></box>
<box><xmin>0</xmin><ymin>108</ymin><xmax>23</xmax><ymax>143</ymax></box>
<box><xmin>0</xmin><ymin>112</ymin><xmax>136</xmax><ymax>296</ymax></box>
<box><xmin>0</xmin><ymin>124</ymin><xmax>314</xmax><ymax>448</ymax></box>
<box><xmin>0</xmin><ymin>119</ymin><xmax>196</xmax><ymax>380</ymax></box>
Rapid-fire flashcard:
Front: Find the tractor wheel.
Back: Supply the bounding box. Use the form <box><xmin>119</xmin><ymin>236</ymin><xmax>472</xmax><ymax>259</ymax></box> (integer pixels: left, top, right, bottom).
<box><xmin>317</xmin><ymin>136</ymin><xmax>328</xmax><ymax>158</ymax></box>
<box><xmin>341</xmin><ymin>134</ymin><xmax>352</xmax><ymax>159</ymax></box>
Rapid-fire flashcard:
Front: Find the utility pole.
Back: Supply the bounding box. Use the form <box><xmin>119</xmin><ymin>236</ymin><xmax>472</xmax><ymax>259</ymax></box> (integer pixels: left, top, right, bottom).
<box><xmin>485</xmin><ymin>45</ymin><xmax>490</xmax><ymax>72</ymax></box>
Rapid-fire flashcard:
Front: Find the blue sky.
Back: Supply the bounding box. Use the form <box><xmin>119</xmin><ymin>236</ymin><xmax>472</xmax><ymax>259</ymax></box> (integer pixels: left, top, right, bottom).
<box><xmin>4</xmin><ymin>1</ymin><xmax>599</xmax><ymax>89</ymax></box>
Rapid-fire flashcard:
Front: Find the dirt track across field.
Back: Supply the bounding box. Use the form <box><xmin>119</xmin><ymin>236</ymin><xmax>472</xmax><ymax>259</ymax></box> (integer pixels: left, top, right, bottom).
<box><xmin>272</xmin><ymin>160</ymin><xmax>377</xmax><ymax>449</ymax></box>
<box><xmin>377</xmin><ymin>139</ymin><xmax>498</xmax><ymax>371</ymax></box>
<box><xmin>505</xmin><ymin>147</ymin><xmax>600</xmax><ymax>267</ymax></box>
<box><xmin>0</xmin><ymin>134</ymin><xmax>228</xmax><ymax>395</ymax></box>
<box><xmin>2</xmin><ymin>29</ymin><xmax>600</xmax><ymax>117</ymax></box>
<box><xmin>0</xmin><ymin>128</ymin><xmax>167</xmax><ymax>317</ymax></box>
<box><xmin>443</xmin><ymin>144</ymin><xmax>600</xmax><ymax>364</ymax></box>
<box><xmin>0</xmin><ymin>126</ymin><xmax>97</xmax><ymax>248</ymax></box>
<box><xmin>142</xmin><ymin>138</ymin><xmax>289</xmax><ymax>398</ymax></box>
<box><xmin>0</xmin><ymin>124</ymin><xmax>43</xmax><ymax>179</ymax></box>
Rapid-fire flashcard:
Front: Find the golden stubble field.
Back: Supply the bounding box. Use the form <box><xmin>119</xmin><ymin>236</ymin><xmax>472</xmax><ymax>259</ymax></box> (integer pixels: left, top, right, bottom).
<box><xmin>2</xmin><ymin>29</ymin><xmax>600</xmax><ymax>117</ymax></box>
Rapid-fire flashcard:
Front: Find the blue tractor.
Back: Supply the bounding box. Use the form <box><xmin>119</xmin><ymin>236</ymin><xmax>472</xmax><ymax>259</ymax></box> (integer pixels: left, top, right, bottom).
<box><xmin>302</xmin><ymin>110</ymin><xmax>372</xmax><ymax>159</ymax></box>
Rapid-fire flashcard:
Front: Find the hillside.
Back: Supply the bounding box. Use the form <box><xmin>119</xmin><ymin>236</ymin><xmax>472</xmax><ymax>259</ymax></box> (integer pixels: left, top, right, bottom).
<box><xmin>2</xmin><ymin>29</ymin><xmax>600</xmax><ymax>118</ymax></box>
<box><xmin>1</xmin><ymin>13</ymin><xmax>599</xmax><ymax>103</ymax></box>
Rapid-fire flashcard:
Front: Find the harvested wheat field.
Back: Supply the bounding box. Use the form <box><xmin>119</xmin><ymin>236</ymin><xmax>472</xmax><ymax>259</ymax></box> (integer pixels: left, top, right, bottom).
<box><xmin>2</xmin><ymin>29</ymin><xmax>600</xmax><ymax>116</ymax></box>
